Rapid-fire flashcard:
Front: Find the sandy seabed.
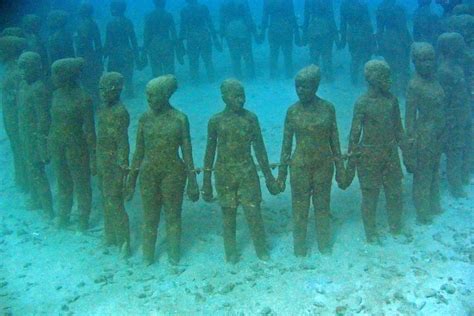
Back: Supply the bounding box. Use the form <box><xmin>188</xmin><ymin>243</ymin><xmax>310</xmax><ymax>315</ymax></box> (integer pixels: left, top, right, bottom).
<box><xmin>0</xmin><ymin>46</ymin><xmax>473</xmax><ymax>315</ymax></box>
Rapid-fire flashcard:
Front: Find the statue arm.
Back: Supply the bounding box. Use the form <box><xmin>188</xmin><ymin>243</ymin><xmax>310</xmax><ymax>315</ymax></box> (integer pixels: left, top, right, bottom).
<box><xmin>202</xmin><ymin>118</ymin><xmax>218</xmax><ymax>201</ymax></box>
<box><xmin>392</xmin><ymin>98</ymin><xmax>406</xmax><ymax>148</ymax></box>
<box><xmin>128</xmin><ymin>119</ymin><xmax>145</xmax><ymax>192</ymax></box>
<box><xmin>35</xmin><ymin>86</ymin><xmax>52</xmax><ymax>162</ymax></box>
<box><xmin>278</xmin><ymin>110</ymin><xmax>294</xmax><ymax>183</ymax></box>
<box><xmin>118</xmin><ymin>110</ymin><xmax>130</xmax><ymax>171</ymax></box>
<box><xmin>405</xmin><ymin>85</ymin><xmax>417</xmax><ymax>139</ymax></box>
<box><xmin>251</xmin><ymin>116</ymin><xmax>273</xmax><ymax>181</ymax></box>
<box><xmin>329</xmin><ymin>107</ymin><xmax>344</xmax><ymax>176</ymax></box>
<box><xmin>83</xmin><ymin>94</ymin><xmax>96</xmax><ymax>164</ymax></box>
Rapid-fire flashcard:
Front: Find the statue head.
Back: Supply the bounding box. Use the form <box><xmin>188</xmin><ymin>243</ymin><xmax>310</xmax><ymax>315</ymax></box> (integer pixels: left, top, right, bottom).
<box><xmin>364</xmin><ymin>60</ymin><xmax>392</xmax><ymax>94</ymax></box>
<box><xmin>18</xmin><ymin>52</ymin><xmax>42</xmax><ymax>83</ymax></box>
<box><xmin>295</xmin><ymin>65</ymin><xmax>321</xmax><ymax>104</ymax></box>
<box><xmin>100</xmin><ymin>72</ymin><xmax>124</xmax><ymax>106</ymax></box>
<box><xmin>79</xmin><ymin>3</ymin><xmax>95</xmax><ymax>18</ymax></box>
<box><xmin>447</xmin><ymin>15</ymin><xmax>474</xmax><ymax>47</ymax></box>
<box><xmin>146</xmin><ymin>75</ymin><xmax>178</xmax><ymax>112</ymax></box>
<box><xmin>22</xmin><ymin>15</ymin><xmax>42</xmax><ymax>34</ymax></box>
<box><xmin>411</xmin><ymin>42</ymin><xmax>436</xmax><ymax>79</ymax></box>
<box><xmin>0</xmin><ymin>36</ymin><xmax>27</xmax><ymax>63</ymax></box>
<box><xmin>437</xmin><ymin>32</ymin><xmax>466</xmax><ymax>59</ymax></box>
<box><xmin>111</xmin><ymin>1</ymin><xmax>127</xmax><ymax>16</ymax></box>
<box><xmin>1</xmin><ymin>27</ymin><xmax>25</xmax><ymax>38</ymax></box>
<box><xmin>51</xmin><ymin>58</ymin><xmax>84</xmax><ymax>88</ymax></box>
<box><xmin>453</xmin><ymin>4</ymin><xmax>474</xmax><ymax>16</ymax></box>
<box><xmin>47</xmin><ymin>10</ymin><xmax>69</xmax><ymax>30</ymax></box>
<box><xmin>221</xmin><ymin>79</ymin><xmax>245</xmax><ymax>112</ymax></box>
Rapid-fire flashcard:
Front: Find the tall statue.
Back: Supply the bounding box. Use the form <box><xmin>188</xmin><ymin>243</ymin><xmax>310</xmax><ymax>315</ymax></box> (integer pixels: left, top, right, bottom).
<box><xmin>49</xmin><ymin>58</ymin><xmax>96</xmax><ymax>231</ymax></box>
<box><xmin>144</xmin><ymin>0</ymin><xmax>180</xmax><ymax>78</ymax></box>
<box><xmin>17</xmin><ymin>52</ymin><xmax>54</xmax><ymax>218</ymax></box>
<box><xmin>126</xmin><ymin>75</ymin><xmax>200</xmax><ymax>266</ymax></box>
<box><xmin>277</xmin><ymin>65</ymin><xmax>345</xmax><ymax>256</ymax></box>
<box><xmin>339</xmin><ymin>0</ymin><xmax>375</xmax><ymax>85</ymax></box>
<box><xmin>376</xmin><ymin>0</ymin><xmax>412</xmax><ymax>95</ymax></box>
<box><xmin>21</xmin><ymin>15</ymin><xmax>48</xmax><ymax>70</ymax></box>
<box><xmin>220</xmin><ymin>0</ymin><xmax>258</xmax><ymax>79</ymax></box>
<box><xmin>260</xmin><ymin>0</ymin><xmax>299</xmax><ymax>78</ymax></box>
<box><xmin>437</xmin><ymin>32</ymin><xmax>472</xmax><ymax>197</ymax></box>
<box><xmin>75</xmin><ymin>3</ymin><xmax>103</xmax><ymax>107</ymax></box>
<box><xmin>302</xmin><ymin>0</ymin><xmax>339</xmax><ymax>82</ymax></box>
<box><xmin>345</xmin><ymin>60</ymin><xmax>406</xmax><ymax>243</ymax></box>
<box><xmin>97</xmin><ymin>72</ymin><xmax>131</xmax><ymax>257</ymax></box>
<box><xmin>413</xmin><ymin>0</ymin><xmax>441</xmax><ymax>46</ymax></box>
<box><xmin>47</xmin><ymin>10</ymin><xmax>75</xmax><ymax>65</ymax></box>
<box><xmin>104</xmin><ymin>1</ymin><xmax>139</xmax><ymax>98</ymax></box>
<box><xmin>0</xmin><ymin>36</ymin><xmax>28</xmax><ymax>191</ymax></box>
<box><xmin>405</xmin><ymin>43</ymin><xmax>445</xmax><ymax>224</ymax></box>
<box><xmin>202</xmin><ymin>79</ymin><xmax>279</xmax><ymax>263</ymax></box>
<box><xmin>179</xmin><ymin>0</ymin><xmax>221</xmax><ymax>83</ymax></box>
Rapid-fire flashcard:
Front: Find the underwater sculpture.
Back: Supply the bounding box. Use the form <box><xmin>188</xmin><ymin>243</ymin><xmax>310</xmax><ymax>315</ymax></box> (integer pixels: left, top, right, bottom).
<box><xmin>144</xmin><ymin>0</ymin><xmax>180</xmax><ymax>78</ymax></box>
<box><xmin>97</xmin><ymin>72</ymin><xmax>131</xmax><ymax>257</ymax></box>
<box><xmin>49</xmin><ymin>58</ymin><xmax>96</xmax><ymax>231</ymax></box>
<box><xmin>277</xmin><ymin>65</ymin><xmax>345</xmax><ymax>256</ymax></box>
<box><xmin>47</xmin><ymin>10</ymin><xmax>75</xmax><ymax>65</ymax></box>
<box><xmin>376</xmin><ymin>0</ymin><xmax>412</xmax><ymax>95</ymax></box>
<box><xmin>302</xmin><ymin>0</ymin><xmax>339</xmax><ymax>82</ymax></box>
<box><xmin>104</xmin><ymin>0</ymin><xmax>139</xmax><ymax>98</ymax></box>
<box><xmin>126</xmin><ymin>75</ymin><xmax>199</xmax><ymax>266</ymax></box>
<box><xmin>405</xmin><ymin>42</ymin><xmax>446</xmax><ymax>224</ymax></box>
<box><xmin>17</xmin><ymin>52</ymin><xmax>54</xmax><ymax>218</ymax></box>
<box><xmin>202</xmin><ymin>79</ymin><xmax>279</xmax><ymax>263</ymax></box>
<box><xmin>21</xmin><ymin>15</ymin><xmax>48</xmax><ymax>70</ymax></box>
<box><xmin>413</xmin><ymin>0</ymin><xmax>441</xmax><ymax>46</ymax></box>
<box><xmin>179</xmin><ymin>0</ymin><xmax>220</xmax><ymax>83</ymax></box>
<box><xmin>219</xmin><ymin>0</ymin><xmax>257</xmax><ymax>79</ymax></box>
<box><xmin>260</xmin><ymin>0</ymin><xmax>299</xmax><ymax>78</ymax></box>
<box><xmin>0</xmin><ymin>35</ymin><xmax>28</xmax><ymax>192</ymax></box>
<box><xmin>437</xmin><ymin>32</ymin><xmax>472</xmax><ymax>198</ymax></box>
<box><xmin>339</xmin><ymin>0</ymin><xmax>375</xmax><ymax>85</ymax></box>
<box><xmin>75</xmin><ymin>3</ymin><xmax>103</xmax><ymax>107</ymax></box>
<box><xmin>345</xmin><ymin>60</ymin><xmax>405</xmax><ymax>243</ymax></box>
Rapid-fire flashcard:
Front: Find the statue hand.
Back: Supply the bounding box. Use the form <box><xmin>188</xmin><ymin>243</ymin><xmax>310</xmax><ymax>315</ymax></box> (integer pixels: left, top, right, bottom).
<box><xmin>90</xmin><ymin>160</ymin><xmax>97</xmax><ymax>177</ymax></box>
<box><xmin>187</xmin><ymin>180</ymin><xmax>200</xmax><ymax>202</ymax></box>
<box><xmin>125</xmin><ymin>181</ymin><xmax>135</xmax><ymax>202</ymax></box>
<box><xmin>201</xmin><ymin>182</ymin><xmax>214</xmax><ymax>203</ymax></box>
<box><xmin>266</xmin><ymin>177</ymin><xmax>280</xmax><ymax>196</ymax></box>
<box><xmin>335</xmin><ymin>168</ymin><xmax>346</xmax><ymax>189</ymax></box>
<box><xmin>276</xmin><ymin>175</ymin><xmax>286</xmax><ymax>193</ymax></box>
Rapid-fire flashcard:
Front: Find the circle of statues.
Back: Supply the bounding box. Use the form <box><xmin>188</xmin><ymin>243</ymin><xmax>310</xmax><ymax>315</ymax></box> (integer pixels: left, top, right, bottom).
<box><xmin>0</xmin><ymin>0</ymin><xmax>472</xmax><ymax>265</ymax></box>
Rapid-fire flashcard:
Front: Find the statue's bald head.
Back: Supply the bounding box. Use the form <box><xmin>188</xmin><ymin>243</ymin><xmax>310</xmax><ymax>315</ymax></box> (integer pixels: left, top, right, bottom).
<box><xmin>0</xmin><ymin>36</ymin><xmax>27</xmax><ymax>62</ymax></box>
<box><xmin>295</xmin><ymin>65</ymin><xmax>321</xmax><ymax>87</ymax></box>
<box><xmin>220</xmin><ymin>78</ymin><xmax>244</xmax><ymax>96</ymax></box>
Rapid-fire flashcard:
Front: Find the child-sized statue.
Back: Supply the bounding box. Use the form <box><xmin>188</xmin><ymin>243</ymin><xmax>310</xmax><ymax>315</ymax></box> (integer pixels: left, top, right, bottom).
<box><xmin>437</xmin><ymin>32</ymin><xmax>472</xmax><ymax>198</ymax></box>
<box><xmin>49</xmin><ymin>58</ymin><xmax>96</xmax><ymax>231</ymax></box>
<box><xmin>202</xmin><ymin>79</ymin><xmax>279</xmax><ymax>263</ymax></box>
<box><xmin>75</xmin><ymin>3</ymin><xmax>103</xmax><ymax>107</ymax></box>
<box><xmin>104</xmin><ymin>1</ymin><xmax>139</xmax><ymax>98</ymax></box>
<box><xmin>21</xmin><ymin>15</ymin><xmax>48</xmax><ymax>70</ymax></box>
<box><xmin>0</xmin><ymin>36</ymin><xmax>29</xmax><ymax>191</ymax></box>
<box><xmin>144</xmin><ymin>0</ymin><xmax>180</xmax><ymax>77</ymax></box>
<box><xmin>17</xmin><ymin>52</ymin><xmax>54</xmax><ymax>218</ymax></box>
<box><xmin>277</xmin><ymin>65</ymin><xmax>345</xmax><ymax>256</ymax></box>
<box><xmin>405</xmin><ymin>43</ymin><xmax>445</xmax><ymax>224</ymax></box>
<box><xmin>126</xmin><ymin>75</ymin><xmax>199</xmax><ymax>266</ymax></box>
<box><xmin>346</xmin><ymin>60</ymin><xmax>405</xmax><ymax>243</ymax></box>
<box><xmin>47</xmin><ymin>10</ymin><xmax>75</xmax><ymax>65</ymax></box>
<box><xmin>97</xmin><ymin>72</ymin><xmax>131</xmax><ymax>257</ymax></box>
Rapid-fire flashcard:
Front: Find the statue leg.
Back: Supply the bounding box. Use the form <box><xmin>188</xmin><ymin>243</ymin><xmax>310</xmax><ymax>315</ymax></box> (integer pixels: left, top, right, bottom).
<box><xmin>100</xmin><ymin>171</ymin><xmax>117</xmax><ymax>246</ymax></box>
<box><xmin>227</xmin><ymin>38</ymin><xmax>243</xmax><ymax>79</ymax></box>
<box><xmin>241</xmin><ymin>38</ymin><xmax>255</xmax><ymax>79</ymax></box>
<box><xmin>201</xmin><ymin>40</ymin><xmax>215</xmax><ymax>83</ymax></box>
<box><xmin>309</xmin><ymin>41</ymin><xmax>321</xmax><ymax>68</ymax></box>
<box><xmin>269</xmin><ymin>38</ymin><xmax>280</xmax><ymax>77</ymax></box>
<box><xmin>430</xmin><ymin>152</ymin><xmax>442</xmax><ymax>215</ymax></box>
<box><xmin>53</xmin><ymin>148</ymin><xmax>73</xmax><ymax>228</ymax></box>
<box><xmin>281</xmin><ymin>38</ymin><xmax>293</xmax><ymax>79</ymax></box>
<box><xmin>149</xmin><ymin>53</ymin><xmax>163</xmax><ymax>78</ymax></box>
<box><xmin>313</xmin><ymin>174</ymin><xmax>333</xmax><ymax>254</ymax></box>
<box><xmin>139</xmin><ymin>171</ymin><xmax>161</xmax><ymax>265</ymax></box>
<box><xmin>32</xmin><ymin>163</ymin><xmax>54</xmax><ymax>219</ymax></box>
<box><xmin>321</xmin><ymin>39</ymin><xmax>334</xmax><ymax>81</ymax></box>
<box><xmin>462</xmin><ymin>122</ymin><xmax>472</xmax><ymax>185</ymax></box>
<box><xmin>162</xmin><ymin>171</ymin><xmax>186</xmax><ymax>265</ymax></box>
<box><xmin>384</xmin><ymin>177</ymin><xmax>403</xmax><ymax>235</ymax></box>
<box><xmin>413</xmin><ymin>144</ymin><xmax>435</xmax><ymax>224</ymax></box>
<box><xmin>290</xmin><ymin>166</ymin><xmax>311</xmax><ymax>257</ymax></box>
<box><xmin>162</xmin><ymin>49</ymin><xmax>175</xmax><ymax>76</ymax></box>
<box><xmin>242</xmin><ymin>202</ymin><xmax>268</xmax><ymax>261</ymax></box>
<box><xmin>222</xmin><ymin>207</ymin><xmax>238</xmax><ymax>263</ymax></box>
<box><xmin>4</xmin><ymin>112</ymin><xmax>28</xmax><ymax>191</ymax></box>
<box><xmin>68</xmin><ymin>144</ymin><xmax>92</xmax><ymax>231</ymax></box>
<box><xmin>187</xmin><ymin>39</ymin><xmax>200</xmax><ymax>82</ymax></box>
<box><xmin>360</xmin><ymin>187</ymin><xmax>380</xmax><ymax>243</ymax></box>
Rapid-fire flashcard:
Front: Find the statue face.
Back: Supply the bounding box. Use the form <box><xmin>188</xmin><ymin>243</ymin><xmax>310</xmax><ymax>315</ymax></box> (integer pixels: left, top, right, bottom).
<box><xmin>100</xmin><ymin>84</ymin><xmax>122</xmax><ymax>106</ymax></box>
<box><xmin>370</xmin><ymin>70</ymin><xmax>392</xmax><ymax>93</ymax></box>
<box><xmin>147</xmin><ymin>86</ymin><xmax>169</xmax><ymax>112</ymax></box>
<box><xmin>20</xmin><ymin>62</ymin><xmax>41</xmax><ymax>83</ymax></box>
<box><xmin>414</xmin><ymin>53</ymin><xmax>435</xmax><ymax>78</ymax></box>
<box><xmin>223</xmin><ymin>87</ymin><xmax>246</xmax><ymax>112</ymax></box>
<box><xmin>295</xmin><ymin>78</ymin><xmax>317</xmax><ymax>104</ymax></box>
